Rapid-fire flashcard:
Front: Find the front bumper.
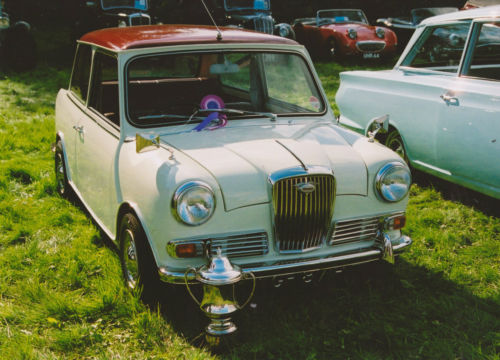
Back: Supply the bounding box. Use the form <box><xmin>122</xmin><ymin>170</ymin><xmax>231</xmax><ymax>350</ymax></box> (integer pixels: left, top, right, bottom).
<box><xmin>159</xmin><ymin>235</ymin><xmax>412</xmax><ymax>284</ymax></box>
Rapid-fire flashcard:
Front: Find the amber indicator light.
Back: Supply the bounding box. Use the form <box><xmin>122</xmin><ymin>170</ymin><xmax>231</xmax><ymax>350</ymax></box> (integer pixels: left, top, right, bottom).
<box><xmin>176</xmin><ymin>243</ymin><xmax>197</xmax><ymax>258</ymax></box>
<box><xmin>392</xmin><ymin>215</ymin><xmax>406</xmax><ymax>230</ymax></box>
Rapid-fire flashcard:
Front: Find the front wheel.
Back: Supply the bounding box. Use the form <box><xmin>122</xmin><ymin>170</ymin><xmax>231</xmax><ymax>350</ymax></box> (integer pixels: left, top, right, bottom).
<box><xmin>385</xmin><ymin>130</ymin><xmax>408</xmax><ymax>164</ymax></box>
<box><xmin>119</xmin><ymin>213</ymin><xmax>163</xmax><ymax>301</ymax></box>
<box><xmin>54</xmin><ymin>141</ymin><xmax>71</xmax><ymax>198</ymax></box>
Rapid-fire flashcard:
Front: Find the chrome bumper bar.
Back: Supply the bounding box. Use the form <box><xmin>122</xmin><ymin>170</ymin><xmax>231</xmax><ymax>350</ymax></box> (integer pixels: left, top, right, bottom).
<box><xmin>158</xmin><ymin>235</ymin><xmax>412</xmax><ymax>284</ymax></box>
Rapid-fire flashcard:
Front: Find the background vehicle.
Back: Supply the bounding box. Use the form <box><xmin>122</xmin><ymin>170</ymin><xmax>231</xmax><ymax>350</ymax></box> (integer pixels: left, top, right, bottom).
<box><xmin>0</xmin><ymin>1</ymin><xmax>36</xmax><ymax>71</ymax></box>
<box><xmin>336</xmin><ymin>6</ymin><xmax>500</xmax><ymax>199</ymax></box>
<box><xmin>377</xmin><ymin>7</ymin><xmax>458</xmax><ymax>48</ymax></box>
<box><xmin>293</xmin><ymin>9</ymin><xmax>397</xmax><ymax>61</ymax></box>
<box><xmin>71</xmin><ymin>0</ymin><xmax>152</xmax><ymax>40</ymax></box>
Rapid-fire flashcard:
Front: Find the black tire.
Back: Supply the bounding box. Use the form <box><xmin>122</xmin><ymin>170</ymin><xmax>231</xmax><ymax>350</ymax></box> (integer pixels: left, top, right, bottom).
<box><xmin>385</xmin><ymin>129</ymin><xmax>408</xmax><ymax>164</ymax></box>
<box><xmin>54</xmin><ymin>140</ymin><xmax>71</xmax><ymax>198</ymax></box>
<box><xmin>118</xmin><ymin>213</ymin><xmax>163</xmax><ymax>302</ymax></box>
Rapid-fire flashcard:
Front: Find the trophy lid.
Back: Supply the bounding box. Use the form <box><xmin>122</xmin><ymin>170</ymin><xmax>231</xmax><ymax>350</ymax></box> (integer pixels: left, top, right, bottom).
<box><xmin>196</xmin><ymin>248</ymin><xmax>243</xmax><ymax>285</ymax></box>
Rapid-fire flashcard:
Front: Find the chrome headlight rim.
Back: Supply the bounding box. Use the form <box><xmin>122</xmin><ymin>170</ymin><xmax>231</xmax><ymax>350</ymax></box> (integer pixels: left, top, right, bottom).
<box><xmin>376</xmin><ymin>27</ymin><xmax>385</xmax><ymax>39</ymax></box>
<box><xmin>375</xmin><ymin>162</ymin><xmax>411</xmax><ymax>203</ymax></box>
<box><xmin>347</xmin><ymin>28</ymin><xmax>357</xmax><ymax>39</ymax></box>
<box><xmin>172</xmin><ymin>181</ymin><xmax>216</xmax><ymax>226</ymax></box>
<box><xmin>278</xmin><ymin>24</ymin><xmax>289</xmax><ymax>37</ymax></box>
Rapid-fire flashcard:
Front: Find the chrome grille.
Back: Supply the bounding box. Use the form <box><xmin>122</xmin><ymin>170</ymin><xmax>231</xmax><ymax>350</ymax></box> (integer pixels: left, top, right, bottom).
<box><xmin>209</xmin><ymin>232</ymin><xmax>268</xmax><ymax>258</ymax></box>
<box><xmin>253</xmin><ymin>16</ymin><xmax>273</xmax><ymax>34</ymax></box>
<box><xmin>273</xmin><ymin>174</ymin><xmax>335</xmax><ymax>252</ymax></box>
<box><xmin>170</xmin><ymin>232</ymin><xmax>268</xmax><ymax>259</ymax></box>
<box><xmin>129</xmin><ymin>13</ymin><xmax>151</xmax><ymax>26</ymax></box>
<box><xmin>330</xmin><ymin>216</ymin><xmax>381</xmax><ymax>245</ymax></box>
<box><xmin>356</xmin><ymin>41</ymin><xmax>386</xmax><ymax>52</ymax></box>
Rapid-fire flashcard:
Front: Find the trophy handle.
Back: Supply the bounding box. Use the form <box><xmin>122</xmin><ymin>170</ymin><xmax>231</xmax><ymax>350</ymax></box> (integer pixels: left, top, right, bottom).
<box><xmin>184</xmin><ymin>267</ymin><xmax>201</xmax><ymax>307</ymax></box>
<box><xmin>235</xmin><ymin>271</ymin><xmax>256</xmax><ymax>310</ymax></box>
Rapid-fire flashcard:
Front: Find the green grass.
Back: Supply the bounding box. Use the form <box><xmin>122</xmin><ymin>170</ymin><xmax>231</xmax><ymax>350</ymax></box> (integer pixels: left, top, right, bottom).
<box><xmin>0</xmin><ymin>32</ymin><xmax>498</xmax><ymax>358</ymax></box>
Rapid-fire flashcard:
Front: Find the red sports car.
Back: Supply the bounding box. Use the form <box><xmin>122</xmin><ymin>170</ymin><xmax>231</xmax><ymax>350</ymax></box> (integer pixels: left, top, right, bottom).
<box><xmin>293</xmin><ymin>9</ymin><xmax>397</xmax><ymax>61</ymax></box>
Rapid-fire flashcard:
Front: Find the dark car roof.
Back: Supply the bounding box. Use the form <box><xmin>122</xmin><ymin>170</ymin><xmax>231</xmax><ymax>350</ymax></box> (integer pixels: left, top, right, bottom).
<box><xmin>79</xmin><ymin>25</ymin><xmax>297</xmax><ymax>51</ymax></box>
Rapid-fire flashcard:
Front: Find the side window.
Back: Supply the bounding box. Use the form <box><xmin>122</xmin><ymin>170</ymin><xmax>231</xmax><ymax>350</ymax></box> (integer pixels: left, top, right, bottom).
<box><xmin>463</xmin><ymin>22</ymin><xmax>500</xmax><ymax>81</ymax></box>
<box><xmin>69</xmin><ymin>44</ymin><xmax>92</xmax><ymax>103</ymax></box>
<box><xmin>89</xmin><ymin>51</ymin><xmax>119</xmax><ymax>126</ymax></box>
<box><xmin>402</xmin><ymin>22</ymin><xmax>470</xmax><ymax>73</ymax></box>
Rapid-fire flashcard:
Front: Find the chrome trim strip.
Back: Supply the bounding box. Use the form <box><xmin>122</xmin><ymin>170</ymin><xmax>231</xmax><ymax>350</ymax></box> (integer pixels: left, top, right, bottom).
<box><xmin>159</xmin><ymin>235</ymin><xmax>412</xmax><ymax>284</ymax></box>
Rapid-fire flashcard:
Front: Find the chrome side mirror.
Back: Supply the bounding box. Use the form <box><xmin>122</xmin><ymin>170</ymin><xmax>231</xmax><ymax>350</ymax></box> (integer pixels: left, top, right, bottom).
<box><xmin>136</xmin><ymin>133</ymin><xmax>160</xmax><ymax>153</ymax></box>
<box><xmin>367</xmin><ymin>114</ymin><xmax>389</xmax><ymax>143</ymax></box>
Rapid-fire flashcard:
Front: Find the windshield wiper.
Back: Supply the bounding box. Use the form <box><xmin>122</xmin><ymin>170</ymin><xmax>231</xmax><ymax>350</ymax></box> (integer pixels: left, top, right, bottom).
<box><xmin>197</xmin><ymin>108</ymin><xmax>278</xmax><ymax>122</ymax></box>
<box><xmin>138</xmin><ymin>114</ymin><xmax>201</xmax><ymax>120</ymax></box>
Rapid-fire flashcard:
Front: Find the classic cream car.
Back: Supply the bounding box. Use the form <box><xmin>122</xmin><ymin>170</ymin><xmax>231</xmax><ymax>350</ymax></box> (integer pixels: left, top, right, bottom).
<box><xmin>337</xmin><ymin>6</ymin><xmax>500</xmax><ymax>200</ymax></box>
<box><xmin>55</xmin><ymin>25</ymin><xmax>411</xmax><ymax>335</ymax></box>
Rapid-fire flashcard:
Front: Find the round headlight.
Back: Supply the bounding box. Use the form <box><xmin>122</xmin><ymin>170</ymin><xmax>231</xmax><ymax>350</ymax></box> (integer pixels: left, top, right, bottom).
<box><xmin>279</xmin><ymin>25</ymin><xmax>289</xmax><ymax>37</ymax></box>
<box><xmin>347</xmin><ymin>28</ymin><xmax>357</xmax><ymax>39</ymax></box>
<box><xmin>376</xmin><ymin>27</ymin><xmax>385</xmax><ymax>38</ymax></box>
<box><xmin>172</xmin><ymin>181</ymin><xmax>215</xmax><ymax>226</ymax></box>
<box><xmin>375</xmin><ymin>162</ymin><xmax>411</xmax><ymax>202</ymax></box>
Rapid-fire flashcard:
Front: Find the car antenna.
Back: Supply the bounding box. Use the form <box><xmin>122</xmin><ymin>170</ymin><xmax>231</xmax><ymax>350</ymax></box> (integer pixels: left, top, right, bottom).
<box><xmin>200</xmin><ymin>0</ymin><xmax>222</xmax><ymax>41</ymax></box>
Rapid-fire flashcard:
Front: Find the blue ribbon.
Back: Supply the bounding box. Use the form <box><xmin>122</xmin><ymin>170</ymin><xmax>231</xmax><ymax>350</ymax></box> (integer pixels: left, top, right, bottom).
<box><xmin>192</xmin><ymin>112</ymin><xmax>220</xmax><ymax>132</ymax></box>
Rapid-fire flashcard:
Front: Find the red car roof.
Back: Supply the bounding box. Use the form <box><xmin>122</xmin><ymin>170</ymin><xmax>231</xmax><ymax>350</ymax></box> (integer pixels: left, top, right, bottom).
<box><xmin>79</xmin><ymin>25</ymin><xmax>297</xmax><ymax>51</ymax></box>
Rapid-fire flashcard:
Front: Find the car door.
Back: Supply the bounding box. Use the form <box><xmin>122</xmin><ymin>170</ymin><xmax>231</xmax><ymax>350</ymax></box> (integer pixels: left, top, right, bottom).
<box><xmin>75</xmin><ymin>49</ymin><xmax>121</xmax><ymax>234</ymax></box>
<box><xmin>436</xmin><ymin>20</ymin><xmax>500</xmax><ymax>197</ymax></box>
<box><xmin>396</xmin><ymin>21</ymin><xmax>472</xmax><ymax>173</ymax></box>
<box><xmin>60</xmin><ymin>43</ymin><xmax>93</xmax><ymax>184</ymax></box>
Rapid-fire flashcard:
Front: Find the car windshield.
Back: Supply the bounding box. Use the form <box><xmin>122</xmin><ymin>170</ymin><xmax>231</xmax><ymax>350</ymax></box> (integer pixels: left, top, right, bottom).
<box><xmin>101</xmin><ymin>0</ymin><xmax>147</xmax><ymax>10</ymax></box>
<box><xmin>410</xmin><ymin>7</ymin><xmax>458</xmax><ymax>24</ymax></box>
<box><xmin>224</xmin><ymin>0</ymin><xmax>270</xmax><ymax>11</ymax></box>
<box><xmin>126</xmin><ymin>51</ymin><xmax>325</xmax><ymax>127</ymax></box>
<box><xmin>317</xmin><ymin>9</ymin><xmax>368</xmax><ymax>25</ymax></box>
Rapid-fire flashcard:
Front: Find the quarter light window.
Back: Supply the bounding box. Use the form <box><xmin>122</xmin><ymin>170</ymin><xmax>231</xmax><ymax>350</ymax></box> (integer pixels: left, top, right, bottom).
<box><xmin>402</xmin><ymin>22</ymin><xmax>471</xmax><ymax>73</ymax></box>
<box><xmin>463</xmin><ymin>22</ymin><xmax>500</xmax><ymax>81</ymax></box>
<box><xmin>70</xmin><ymin>44</ymin><xmax>92</xmax><ymax>103</ymax></box>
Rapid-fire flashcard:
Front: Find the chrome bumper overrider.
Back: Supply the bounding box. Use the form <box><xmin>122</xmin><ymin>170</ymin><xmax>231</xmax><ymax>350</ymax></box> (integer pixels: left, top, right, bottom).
<box><xmin>158</xmin><ymin>235</ymin><xmax>412</xmax><ymax>284</ymax></box>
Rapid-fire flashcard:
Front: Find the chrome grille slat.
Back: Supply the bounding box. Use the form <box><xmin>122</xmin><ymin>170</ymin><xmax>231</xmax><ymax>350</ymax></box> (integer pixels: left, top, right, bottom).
<box><xmin>330</xmin><ymin>216</ymin><xmax>381</xmax><ymax>246</ymax></box>
<box><xmin>273</xmin><ymin>173</ymin><xmax>335</xmax><ymax>253</ymax></box>
<box><xmin>173</xmin><ymin>232</ymin><xmax>268</xmax><ymax>258</ymax></box>
<box><xmin>334</xmin><ymin>219</ymin><xmax>379</xmax><ymax>229</ymax></box>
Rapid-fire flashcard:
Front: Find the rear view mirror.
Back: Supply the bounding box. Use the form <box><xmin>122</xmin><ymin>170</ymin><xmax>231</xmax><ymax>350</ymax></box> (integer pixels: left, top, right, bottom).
<box><xmin>209</xmin><ymin>62</ymin><xmax>240</xmax><ymax>75</ymax></box>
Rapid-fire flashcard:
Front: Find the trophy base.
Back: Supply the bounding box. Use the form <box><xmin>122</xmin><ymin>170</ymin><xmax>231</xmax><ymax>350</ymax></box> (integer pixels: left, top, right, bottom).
<box><xmin>206</xmin><ymin>317</ymin><xmax>237</xmax><ymax>337</ymax></box>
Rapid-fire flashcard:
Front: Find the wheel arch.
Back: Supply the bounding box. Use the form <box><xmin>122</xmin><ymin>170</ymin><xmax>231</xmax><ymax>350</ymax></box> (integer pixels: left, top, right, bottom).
<box><xmin>376</xmin><ymin>124</ymin><xmax>412</xmax><ymax>164</ymax></box>
<box><xmin>55</xmin><ymin>132</ymin><xmax>73</xmax><ymax>183</ymax></box>
<box><xmin>115</xmin><ymin>202</ymin><xmax>160</xmax><ymax>268</ymax></box>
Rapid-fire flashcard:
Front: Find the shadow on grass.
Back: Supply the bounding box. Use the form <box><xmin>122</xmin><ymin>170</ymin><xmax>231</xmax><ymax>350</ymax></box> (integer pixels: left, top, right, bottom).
<box><xmin>146</xmin><ymin>259</ymin><xmax>498</xmax><ymax>359</ymax></box>
<box><xmin>61</xmin><ymin>186</ymin><xmax>497</xmax><ymax>358</ymax></box>
<box><xmin>413</xmin><ymin>170</ymin><xmax>500</xmax><ymax>218</ymax></box>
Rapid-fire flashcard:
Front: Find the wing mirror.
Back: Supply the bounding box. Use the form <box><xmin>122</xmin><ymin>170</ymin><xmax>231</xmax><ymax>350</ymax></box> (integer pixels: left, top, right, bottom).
<box><xmin>136</xmin><ymin>133</ymin><xmax>160</xmax><ymax>153</ymax></box>
<box><xmin>367</xmin><ymin>114</ymin><xmax>389</xmax><ymax>143</ymax></box>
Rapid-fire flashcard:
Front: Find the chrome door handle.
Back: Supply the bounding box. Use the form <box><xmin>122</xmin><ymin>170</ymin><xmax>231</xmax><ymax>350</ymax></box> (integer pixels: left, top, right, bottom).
<box><xmin>440</xmin><ymin>93</ymin><xmax>459</xmax><ymax>106</ymax></box>
<box><xmin>73</xmin><ymin>125</ymin><xmax>84</xmax><ymax>133</ymax></box>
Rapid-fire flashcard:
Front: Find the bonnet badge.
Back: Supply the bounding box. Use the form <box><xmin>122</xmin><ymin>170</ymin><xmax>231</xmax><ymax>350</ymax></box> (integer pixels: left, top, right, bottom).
<box><xmin>295</xmin><ymin>182</ymin><xmax>316</xmax><ymax>195</ymax></box>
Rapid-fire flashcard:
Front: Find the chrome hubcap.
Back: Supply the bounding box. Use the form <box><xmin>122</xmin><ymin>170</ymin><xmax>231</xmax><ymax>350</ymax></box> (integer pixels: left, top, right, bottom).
<box><xmin>123</xmin><ymin>229</ymin><xmax>139</xmax><ymax>289</ymax></box>
<box><xmin>55</xmin><ymin>153</ymin><xmax>65</xmax><ymax>194</ymax></box>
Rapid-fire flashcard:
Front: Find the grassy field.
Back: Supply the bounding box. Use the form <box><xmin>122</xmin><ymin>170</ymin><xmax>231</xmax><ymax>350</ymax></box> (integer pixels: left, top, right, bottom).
<box><xmin>0</xmin><ymin>29</ymin><xmax>499</xmax><ymax>359</ymax></box>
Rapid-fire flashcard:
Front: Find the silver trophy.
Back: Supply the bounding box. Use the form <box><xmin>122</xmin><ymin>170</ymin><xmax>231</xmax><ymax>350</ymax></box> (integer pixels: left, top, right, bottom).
<box><xmin>185</xmin><ymin>248</ymin><xmax>256</xmax><ymax>344</ymax></box>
